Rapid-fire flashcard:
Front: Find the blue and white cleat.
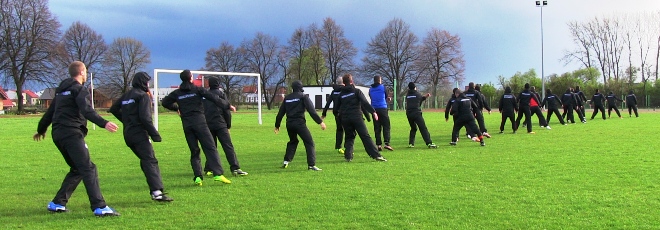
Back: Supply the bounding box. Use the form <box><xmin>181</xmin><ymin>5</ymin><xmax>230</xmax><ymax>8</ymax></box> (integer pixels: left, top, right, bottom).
<box><xmin>47</xmin><ymin>202</ymin><xmax>67</xmax><ymax>213</ymax></box>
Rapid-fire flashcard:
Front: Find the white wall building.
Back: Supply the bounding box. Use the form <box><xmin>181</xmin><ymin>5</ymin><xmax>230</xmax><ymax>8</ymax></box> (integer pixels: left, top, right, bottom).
<box><xmin>303</xmin><ymin>85</ymin><xmax>371</xmax><ymax>110</ymax></box>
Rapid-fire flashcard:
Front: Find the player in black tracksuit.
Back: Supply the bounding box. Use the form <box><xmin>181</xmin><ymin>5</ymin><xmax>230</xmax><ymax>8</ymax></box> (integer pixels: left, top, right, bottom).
<box><xmin>525</xmin><ymin>86</ymin><xmax>549</xmax><ymax>129</ymax></box>
<box><xmin>561</xmin><ymin>88</ymin><xmax>578</xmax><ymax>123</ymax></box>
<box><xmin>405</xmin><ymin>82</ymin><xmax>437</xmax><ymax>148</ymax></box>
<box><xmin>275</xmin><ymin>80</ymin><xmax>326</xmax><ymax>170</ymax></box>
<box><xmin>109</xmin><ymin>72</ymin><xmax>172</xmax><ymax>202</ymax></box>
<box><xmin>464</xmin><ymin>83</ymin><xmax>491</xmax><ymax>138</ymax></box>
<box><xmin>589</xmin><ymin>89</ymin><xmax>606</xmax><ymax>120</ymax></box>
<box><xmin>606</xmin><ymin>92</ymin><xmax>624</xmax><ymax>118</ymax></box>
<box><xmin>162</xmin><ymin>70</ymin><xmax>232</xmax><ymax>185</ymax></box>
<box><xmin>35</xmin><ymin>61</ymin><xmax>119</xmax><ymax>216</ymax></box>
<box><xmin>540</xmin><ymin>88</ymin><xmax>565</xmax><ymax>125</ymax></box>
<box><xmin>450</xmin><ymin>89</ymin><xmax>485</xmax><ymax>146</ymax></box>
<box><xmin>202</xmin><ymin>76</ymin><xmax>248</xmax><ymax>176</ymax></box>
<box><xmin>574</xmin><ymin>86</ymin><xmax>588</xmax><ymax>122</ymax></box>
<box><xmin>498</xmin><ymin>86</ymin><xmax>518</xmax><ymax>133</ymax></box>
<box><xmin>322</xmin><ymin>81</ymin><xmax>345</xmax><ymax>154</ymax></box>
<box><xmin>626</xmin><ymin>90</ymin><xmax>639</xmax><ymax>117</ymax></box>
<box><xmin>515</xmin><ymin>83</ymin><xmax>540</xmax><ymax>133</ymax></box>
<box><xmin>336</xmin><ymin>74</ymin><xmax>387</xmax><ymax>162</ymax></box>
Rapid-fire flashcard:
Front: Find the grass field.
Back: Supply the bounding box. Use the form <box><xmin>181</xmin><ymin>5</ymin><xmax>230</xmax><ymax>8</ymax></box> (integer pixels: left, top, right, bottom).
<box><xmin>1</xmin><ymin>109</ymin><xmax>659</xmax><ymax>229</ymax></box>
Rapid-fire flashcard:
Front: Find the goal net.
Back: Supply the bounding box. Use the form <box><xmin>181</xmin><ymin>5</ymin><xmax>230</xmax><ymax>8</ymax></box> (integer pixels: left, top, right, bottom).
<box><xmin>152</xmin><ymin>69</ymin><xmax>262</xmax><ymax>130</ymax></box>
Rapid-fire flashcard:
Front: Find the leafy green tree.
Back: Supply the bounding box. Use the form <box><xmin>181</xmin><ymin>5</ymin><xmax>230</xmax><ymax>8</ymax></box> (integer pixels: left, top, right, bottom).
<box><xmin>288</xmin><ymin>46</ymin><xmax>327</xmax><ymax>86</ymax></box>
<box><xmin>497</xmin><ymin>69</ymin><xmax>541</xmax><ymax>94</ymax></box>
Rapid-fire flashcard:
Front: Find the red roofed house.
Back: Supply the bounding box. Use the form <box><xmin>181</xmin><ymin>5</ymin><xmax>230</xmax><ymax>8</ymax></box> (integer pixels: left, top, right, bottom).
<box><xmin>0</xmin><ymin>87</ymin><xmax>14</xmax><ymax>110</ymax></box>
<box><xmin>23</xmin><ymin>90</ymin><xmax>39</xmax><ymax>106</ymax></box>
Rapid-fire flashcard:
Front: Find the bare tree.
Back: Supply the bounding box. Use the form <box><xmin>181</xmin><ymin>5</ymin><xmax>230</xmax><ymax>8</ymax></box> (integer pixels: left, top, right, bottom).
<box><xmin>41</xmin><ymin>21</ymin><xmax>108</xmax><ymax>88</ymax></box>
<box><xmin>99</xmin><ymin>37</ymin><xmax>150</xmax><ymax>98</ymax></box>
<box><xmin>0</xmin><ymin>0</ymin><xmax>60</xmax><ymax>113</ymax></box>
<box><xmin>241</xmin><ymin>32</ymin><xmax>281</xmax><ymax>110</ymax></box>
<box><xmin>205</xmin><ymin>41</ymin><xmax>248</xmax><ymax>102</ymax></box>
<box><xmin>416</xmin><ymin>28</ymin><xmax>465</xmax><ymax>108</ymax></box>
<box><xmin>362</xmin><ymin>18</ymin><xmax>419</xmax><ymax>109</ymax></box>
<box><xmin>318</xmin><ymin>18</ymin><xmax>357</xmax><ymax>84</ymax></box>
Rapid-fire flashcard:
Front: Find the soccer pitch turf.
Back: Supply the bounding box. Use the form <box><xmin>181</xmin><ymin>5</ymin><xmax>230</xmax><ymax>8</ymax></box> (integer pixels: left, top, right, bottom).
<box><xmin>1</xmin><ymin>110</ymin><xmax>658</xmax><ymax>229</ymax></box>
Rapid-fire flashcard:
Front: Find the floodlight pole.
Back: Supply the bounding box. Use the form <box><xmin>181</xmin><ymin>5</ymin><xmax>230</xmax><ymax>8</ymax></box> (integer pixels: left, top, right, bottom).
<box><xmin>536</xmin><ymin>0</ymin><xmax>547</xmax><ymax>100</ymax></box>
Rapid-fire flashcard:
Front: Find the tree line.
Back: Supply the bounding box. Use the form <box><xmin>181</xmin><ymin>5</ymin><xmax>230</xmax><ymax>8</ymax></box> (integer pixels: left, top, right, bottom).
<box><xmin>204</xmin><ymin>18</ymin><xmax>465</xmax><ymax>110</ymax></box>
<box><xmin>0</xmin><ymin>0</ymin><xmax>151</xmax><ymax>113</ymax></box>
<box><xmin>4</xmin><ymin>0</ymin><xmax>656</xmax><ymax>114</ymax></box>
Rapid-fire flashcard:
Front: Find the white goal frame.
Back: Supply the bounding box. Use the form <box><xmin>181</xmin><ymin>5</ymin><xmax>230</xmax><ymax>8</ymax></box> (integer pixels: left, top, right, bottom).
<box><xmin>152</xmin><ymin>69</ymin><xmax>262</xmax><ymax>130</ymax></box>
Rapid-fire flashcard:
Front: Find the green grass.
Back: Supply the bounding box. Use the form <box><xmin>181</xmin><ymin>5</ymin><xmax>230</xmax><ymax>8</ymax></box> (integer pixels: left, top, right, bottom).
<box><xmin>1</xmin><ymin>110</ymin><xmax>659</xmax><ymax>229</ymax></box>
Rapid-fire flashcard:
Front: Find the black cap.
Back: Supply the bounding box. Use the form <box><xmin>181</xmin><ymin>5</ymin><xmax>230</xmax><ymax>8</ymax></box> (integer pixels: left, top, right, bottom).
<box><xmin>408</xmin><ymin>82</ymin><xmax>416</xmax><ymax>90</ymax></box>
<box><xmin>208</xmin><ymin>76</ymin><xmax>220</xmax><ymax>89</ymax></box>
<box><xmin>292</xmin><ymin>80</ymin><xmax>304</xmax><ymax>92</ymax></box>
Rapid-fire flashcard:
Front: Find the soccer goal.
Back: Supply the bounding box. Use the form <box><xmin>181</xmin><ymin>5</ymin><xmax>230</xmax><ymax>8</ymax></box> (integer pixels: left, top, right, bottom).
<box><xmin>152</xmin><ymin>69</ymin><xmax>262</xmax><ymax>130</ymax></box>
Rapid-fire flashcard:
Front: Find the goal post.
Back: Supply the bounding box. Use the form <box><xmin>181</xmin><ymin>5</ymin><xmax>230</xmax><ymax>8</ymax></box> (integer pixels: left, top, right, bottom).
<box><xmin>152</xmin><ymin>69</ymin><xmax>262</xmax><ymax>130</ymax></box>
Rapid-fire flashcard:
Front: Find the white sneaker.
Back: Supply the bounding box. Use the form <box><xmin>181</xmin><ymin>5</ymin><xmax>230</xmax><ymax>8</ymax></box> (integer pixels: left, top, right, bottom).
<box><xmin>546</xmin><ymin>126</ymin><xmax>552</xmax><ymax>130</ymax></box>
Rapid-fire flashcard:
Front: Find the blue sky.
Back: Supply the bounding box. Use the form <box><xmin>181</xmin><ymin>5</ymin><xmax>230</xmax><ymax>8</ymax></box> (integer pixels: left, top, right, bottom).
<box><xmin>47</xmin><ymin>0</ymin><xmax>660</xmax><ymax>88</ymax></box>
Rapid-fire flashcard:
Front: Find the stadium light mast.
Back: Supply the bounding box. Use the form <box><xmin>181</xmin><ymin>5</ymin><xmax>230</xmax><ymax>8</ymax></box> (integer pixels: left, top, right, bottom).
<box><xmin>536</xmin><ymin>0</ymin><xmax>547</xmax><ymax>100</ymax></box>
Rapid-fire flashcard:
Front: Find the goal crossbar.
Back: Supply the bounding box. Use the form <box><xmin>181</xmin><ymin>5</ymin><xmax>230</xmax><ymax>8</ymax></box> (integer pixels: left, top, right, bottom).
<box><xmin>153</xmin><ymin>68</ymin><xmax>262</xmax><ymax>130</ymax></box>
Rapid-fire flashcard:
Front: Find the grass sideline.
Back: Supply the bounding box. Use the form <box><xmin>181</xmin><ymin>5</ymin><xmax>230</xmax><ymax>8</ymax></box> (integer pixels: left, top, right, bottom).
<box><xmin>0</xmin><ymin>110</ymin><xmax>659</xmax><ymax>229</ymax></box>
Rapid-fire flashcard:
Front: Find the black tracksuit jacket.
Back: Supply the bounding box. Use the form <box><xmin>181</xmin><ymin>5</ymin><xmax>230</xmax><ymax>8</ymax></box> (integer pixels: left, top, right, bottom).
<box><xmin>161</xmin><ymin>82</ymin><xmax>229</xmax><ymax>126</ymax></box>
<box><xmin>275</xmin><ymin>92</ymin><xmax>323</xmax><ymax>128</ymax></box>
<box><xmin>540</xmin><ymin>93</ymin><xmax>562</xmax><ymax>110</ymax></box>
<box><xmin>109</xmin><ymin>73</ymin><xmax>161</xmax><ymax>143</ymax></box>
<box><xmin>38</xmin><ymin>78</ymin><xmax>109</xmax><ymax>136</ymax></box>
<box><xmin>405</xmin><ymin>90</ymin><xmax>426</xmax><ymax>116</ymax></box>
<box><xmin>591</xmin><ymin>93</ymin><xmax>605</xmax><ymax>107</ymax></box>
<box><xmin>606</xmin><ymin>93</ymin><xmax>623</xmax><ymax>107</ymax></box>
<box><xmin>499</xmin><ymin>93</ymin><xmax>518</xmax><ymax>114</ymax></box>
<box><xmin>203</xmin><ymin>88</ymin><xmax>232</xmax><ymax>130</ymax></box>
<box><xmin>337</xmin><ymin>85</ymin><xmax>375</xmax><ymax>120</ymax></box>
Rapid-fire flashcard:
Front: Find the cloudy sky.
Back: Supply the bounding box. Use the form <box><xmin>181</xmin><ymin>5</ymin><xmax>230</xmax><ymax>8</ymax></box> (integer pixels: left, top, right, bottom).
<box><xmin>47</xmin><ymin>0</ymin><xmax>659</xmax><ymax>88</ymax></box>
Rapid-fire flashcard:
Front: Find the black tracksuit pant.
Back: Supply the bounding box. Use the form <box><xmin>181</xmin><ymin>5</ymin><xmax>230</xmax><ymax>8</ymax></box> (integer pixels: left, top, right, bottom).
<box><xmin>530</xmin><ymin>106</ymin><xmax>548</xmax><ymax>126</ymax></box>
<box><xmin>565</xmin><ymin>106</ymin><xmax>585</xmax><ymax>121</ymax></box>
<box><xmin>126</xmin><ymin>137</ymin><xmax>164</xmax><ymax>192</ymax></box>
<box><xmin>546</xmin><ymin>108</ymin><xmax>565</xmax><ymax>125</ymax></box>
<box><xmin>500</xmin><ymin>112</ymin><xmax>516</xmax><ymax>132</ymax></box>
<box><xmin>283</xmin><ymin>123</ymin><xmax>317</xmax><ymax>166</ymax></box>
<box><xmin>204</xmin><ymin>127</ymin><xmax>241</xmax><ymax>171</ymax></box>
<box><xmin>515</xmin><ymin>106</ymin><xmax>533</xmax><ymax>132</ymax></box>
<box><xmin>628</xmin><ymin>105</ymin><xmax>639</xmax><ymax>117</ymax></box>
<box><xmin>407</xmin><ymin>113</ymin><xmax>433</xmax><ymax>145</ymax></box>
<box><xmin>342</xmin><ymin>117</ymin><xmax>382</xmax><ymax>160</ymax></box>
<box><xmin>373</xmin><ymin>108</ymin><xmax>391</xmax><ymax>146</ymax></box>
<box><xmin>333</xmin><ymin>115</ymin><xmax>343</xmax><ymax>149</ymax></box>
<box><xmin>608</xmin><ymin>105</ymin><xmax>622</xmax><ymax>118</ymax></box>
<box><xmin>562</xmin><ymin>106</ymin><xmax>575</xmax><ymax>123</ymax></box>
<box><xmin>475</xmin><ymin>110</ymin><xmax>487</xmax><ymax>133</ymax></box>
<box><xmin>591</xmin><ymin>105</ymin><xmax>606</xmax><ymax>120</ymax></box>
<box><xmin>184</xmin><ymin>124</ymin><xmax>225</xmax><ymax>178</ymax></box>
<box><xmin>51</xmin><ymin>128</ymin><xmax>106</xmax><ymax>211</ymax></box>
<box><xmin>453</xmin><ymin>118</ymin><xmax>480</xmax><ymax>142</ymax></box>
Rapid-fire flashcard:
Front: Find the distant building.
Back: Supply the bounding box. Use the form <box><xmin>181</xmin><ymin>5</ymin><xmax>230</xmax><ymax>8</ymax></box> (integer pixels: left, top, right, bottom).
<box><xmin>39</xmin><ymin>88</ymin><xmax>56</xmax><ymax>108</ymax></box>
<box><xmin>23</xmin><ymin>90</ymin><xmax>39</xmax><ymax>105</ymax></box>
<box><xmin>302</xmin><ymin>85</ymin><xmax>371</xmax><ymax>110</ymax></box>
<box><xmin>242</xmin><ymin>85</ymin><xmax>286</xmax><ymax>104</ymax></box>
<box><xmin>0</xmin><ymin>86</ymin><xmax>12</xmax><ymax>111</ymax></box>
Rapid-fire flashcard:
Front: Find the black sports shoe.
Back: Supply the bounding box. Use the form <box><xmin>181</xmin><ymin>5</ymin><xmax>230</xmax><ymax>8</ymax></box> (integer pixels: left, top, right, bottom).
<box><xmin>383</xmin><ymin>145</ymin><xmax>394</xmax><ymax>151</ymax></box>
<box><xmin>374</xmin><ymin>156</ymin><xmax>388</xmax><ymax>162</ymax></box>
<box><xmin>308</xmin><ymin>166</ymin><xmax>322</xmax><ymax>171</ymax></box>
<box><xmin>232</xmin><ymin>169</ymin><xmax>248</xmax><ymax>176</ymax></box>
<box><xmin>449</xmin><ymin>142</ymin><xmax>457</xmax><ymax>146</ymax></box>
<box><xmin>377</xmin><ymin>145</ymin><xmax>383</xmax><ymax>151</ymax></box>
<box><xmin>480</xmin><ymin>141</ymin><xmax>486</xmax><ymax>146</ymax></box>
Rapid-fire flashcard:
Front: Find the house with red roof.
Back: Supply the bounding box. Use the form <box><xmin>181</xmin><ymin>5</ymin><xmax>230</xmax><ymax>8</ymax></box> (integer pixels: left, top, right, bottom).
<box><xmin>0</xmin><ymin>87</ymin><xmax>14</xmax><ymax>110</ymax></box>
<box><xmin>23</xmin><ymin>90</ymin><xmax>39</xmax><ymax>105</ymax></box>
